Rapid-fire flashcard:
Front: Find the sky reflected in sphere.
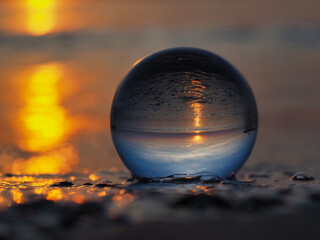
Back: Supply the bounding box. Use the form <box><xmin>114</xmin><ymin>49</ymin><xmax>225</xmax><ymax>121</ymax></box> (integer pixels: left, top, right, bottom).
<box><xmin>111</xmin><ymin>47</ymin><xmax>258</xmax><ymax>178</ymax></box>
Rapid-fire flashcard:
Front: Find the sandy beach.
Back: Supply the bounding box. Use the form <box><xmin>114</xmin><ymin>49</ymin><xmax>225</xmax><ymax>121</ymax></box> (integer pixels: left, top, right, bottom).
<box><xmin>0</xmin><ymin>0</ymin><xmax>319</xmax><ymax>239</ymax></box>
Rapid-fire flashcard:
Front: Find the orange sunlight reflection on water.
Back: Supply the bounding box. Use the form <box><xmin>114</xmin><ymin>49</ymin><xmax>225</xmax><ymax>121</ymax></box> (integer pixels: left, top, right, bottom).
<box><xmin>191</xmin><ymin>102</ymin><xmax>202</xmax><ymax>128</ymax></box>
<box><xmin>4</xmin><ymin>63</ymin><xmax>78</xmax><ymax>175</ymax></box>
<box><xmin>19</xmin><ymin>64</ymin><xmax>70</xmax><ymax>152</ymax></box>
<box><xmin>184</xmin><ymin>73</ymin><xmax>205</xmax><ymax>129</ymax></box>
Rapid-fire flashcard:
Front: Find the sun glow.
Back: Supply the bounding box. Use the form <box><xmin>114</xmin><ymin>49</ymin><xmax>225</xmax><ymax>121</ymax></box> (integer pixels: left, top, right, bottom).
<box><xmin>193</xmin><ymin>135</ymin><xmax>202</xmax><ymax>142</ymax></box>
<box><xmin>26</xmin><ymin>0</ymin><xmax>57</xmax><ymax>36</ymax></box>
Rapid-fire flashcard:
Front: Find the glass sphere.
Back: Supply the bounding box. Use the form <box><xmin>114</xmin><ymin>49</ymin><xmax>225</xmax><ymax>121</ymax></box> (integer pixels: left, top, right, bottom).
<box><xmin>111</xmin><ymin>47</ymin><xmax>258</xmax><ymax>179</ymax></box>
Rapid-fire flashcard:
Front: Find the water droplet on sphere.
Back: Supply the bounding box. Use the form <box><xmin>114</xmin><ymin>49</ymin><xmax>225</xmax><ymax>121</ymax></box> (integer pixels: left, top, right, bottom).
<box><xmin>111</xmin><ymin>47</ymin><xmax>258</xmax><ymax>179</ymax></box>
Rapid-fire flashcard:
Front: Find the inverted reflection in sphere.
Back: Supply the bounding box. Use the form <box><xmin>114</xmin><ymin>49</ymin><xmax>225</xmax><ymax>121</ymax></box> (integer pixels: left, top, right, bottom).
<box><xmin>111</xmin><ymin>47</ymin><xmax>258</xmax><ymax>179</ymax></box>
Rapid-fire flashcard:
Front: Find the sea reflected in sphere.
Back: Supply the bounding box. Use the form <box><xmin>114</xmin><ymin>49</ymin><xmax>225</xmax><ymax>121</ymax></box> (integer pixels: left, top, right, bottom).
<box><xmin>111</xmin><ymin>47</ymin><xmax>258</xmax><ymax>178</ymax></box>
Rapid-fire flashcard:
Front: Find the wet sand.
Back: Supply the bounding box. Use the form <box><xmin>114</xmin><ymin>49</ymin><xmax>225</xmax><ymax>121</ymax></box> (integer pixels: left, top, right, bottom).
<box><xmin>0</xmin><ymin>164</ymin><xmax>320</xmax><ymax>239</ymax></box>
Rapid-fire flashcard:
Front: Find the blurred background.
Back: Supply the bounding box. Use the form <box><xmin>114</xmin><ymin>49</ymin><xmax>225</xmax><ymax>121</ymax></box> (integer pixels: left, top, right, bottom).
<box><xmin>0</xmin><ymin>0</ymin><xmax>319</xmax><ymax>175</ymax></box>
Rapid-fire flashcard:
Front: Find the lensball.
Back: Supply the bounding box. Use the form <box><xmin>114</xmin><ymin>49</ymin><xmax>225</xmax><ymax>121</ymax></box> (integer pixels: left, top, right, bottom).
<box><xmin>111</xmin><ymin>47</ymin><xmax>258</xmax><ymax>179</ymax></box>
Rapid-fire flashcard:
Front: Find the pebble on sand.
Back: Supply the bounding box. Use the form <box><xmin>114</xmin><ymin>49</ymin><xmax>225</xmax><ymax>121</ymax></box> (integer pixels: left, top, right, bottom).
<box><xmin>52</xmin><ymin>181</ymin><xmax>74</xmax><ymax>187</ymax></box>
<box><xmin>290</xmin><ymin>172</ymin><xmax>314</xmax><ymax>181</ymax></box>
